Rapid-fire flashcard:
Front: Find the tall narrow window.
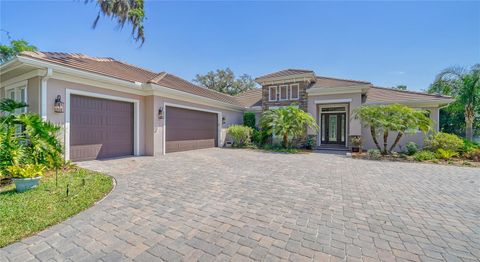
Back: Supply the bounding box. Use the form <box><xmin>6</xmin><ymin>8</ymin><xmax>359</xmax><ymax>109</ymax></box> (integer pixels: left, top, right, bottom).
<box><xmin>290</xmin><ymin>84</ymin><xmax>299</xmax><ymax>100</ymax></box>
<box><xmin>269</xmin><ymin>86</ymin><xmax>277</xmax><ymax>101</ymax></box>
<box><xmin>279</xmin><ymin>85</ymin><xmax>288</xmax><ymax>100</ymax></box>
<box><xmin>19</xmin><ymin>87</ymin><xmax>27</xmax><ymax>113</ymax></box>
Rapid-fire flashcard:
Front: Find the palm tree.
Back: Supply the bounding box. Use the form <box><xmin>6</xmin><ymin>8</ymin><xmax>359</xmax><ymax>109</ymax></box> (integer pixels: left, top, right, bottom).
<box><xmin>91</xmin><ymin>0</ymin><xmax>145</xmax><ymax>45</ymax></box>
<box><xmin>260</xmin><ymin>105</ymin><xmax>318</xmax><ymax>148</ymax></box>
<box><xmin>432</xmin><ymin>65</ymin><xmax>480</xmax><ymax>140</ymax></box>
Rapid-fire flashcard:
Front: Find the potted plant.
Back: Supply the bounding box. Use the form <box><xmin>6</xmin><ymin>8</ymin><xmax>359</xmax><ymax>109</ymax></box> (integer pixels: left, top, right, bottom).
<box><xmin>8</xmin><ymin>164</ymin><xmax>45</xmax><ymax>192</ymax></box>
<box><xmin>350</xmin><ymin>136</ymin><xmax>362</xmax><ymax>153</ymax></box>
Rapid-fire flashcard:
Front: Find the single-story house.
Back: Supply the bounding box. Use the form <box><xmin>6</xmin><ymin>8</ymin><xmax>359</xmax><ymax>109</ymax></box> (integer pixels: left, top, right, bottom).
<box><xmin>0</xmin><ymin>52</ymin><xmax>453</xmax><ymax>161</ymax></box>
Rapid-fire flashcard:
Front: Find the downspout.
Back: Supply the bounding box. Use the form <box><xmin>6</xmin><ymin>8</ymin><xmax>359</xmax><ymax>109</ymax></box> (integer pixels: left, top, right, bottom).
<box><xmin>40</xmin><ymin>68</ymin><xmax>53</xmax><ymax>120</ymax></box>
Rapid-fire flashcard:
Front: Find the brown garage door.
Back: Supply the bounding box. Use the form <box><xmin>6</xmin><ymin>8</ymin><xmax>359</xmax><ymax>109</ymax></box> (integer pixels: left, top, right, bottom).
<box><xmin>70</xmin><ymin>95</ymin><xmax>134</xmax><ymax>161</ymax></box>
<box><xmin>166</xmin><ymin>106</ymin><xmax>218</xmax><ymax>153</ymax></box>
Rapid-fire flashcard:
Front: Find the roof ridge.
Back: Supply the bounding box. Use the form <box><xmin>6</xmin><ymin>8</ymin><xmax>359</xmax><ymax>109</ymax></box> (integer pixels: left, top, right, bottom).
<box><xmin>316</xmin><ymin>75</ymin><xmax>371</xmax><ymax>84</ymax></box>
<box><xmin>372</xmin><ymin>86</ymin><xmax>452</xmax><ymax>98</ymax></box>
<box><xmin>161</xmin><ymin>73</ymin><xmax>239</xmax><ymax>99</ymax></box>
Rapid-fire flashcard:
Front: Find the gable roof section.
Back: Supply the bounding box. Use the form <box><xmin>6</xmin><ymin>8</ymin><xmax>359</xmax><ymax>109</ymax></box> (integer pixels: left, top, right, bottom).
<box><xmin>256</xmin><ymin>69</ymin><xmax>315</xmax><ymax>81</ymax></box>
<box><xmin>366</xmin><ymin>86</ymin><xmax>452</xmax><ymax>104</ymax></box>
<box><xmin>314</xmin><ymin>76</ymin><xmax>371</xmax><ymax>88</ymax></box>
<box><xmin>235</xmin><ymin>88</ymin><xmax>263</xmax><ymax>107</ymax></box>
<box><xmin>148</xmin><ymin>72</ymin><xmax>243</xmax><ymax>106</ymax></box>
<box><xmin>19</xmin><ymin>51</ymin><xmax>158</xmax><ymax>83</ymax></box>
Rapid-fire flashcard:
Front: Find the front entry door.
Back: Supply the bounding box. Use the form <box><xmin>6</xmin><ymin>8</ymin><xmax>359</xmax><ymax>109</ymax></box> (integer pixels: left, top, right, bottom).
<box><xmin>321</xmin><ymin>113</ymin><xmax>346</xmax><ymax>144</ymax></box>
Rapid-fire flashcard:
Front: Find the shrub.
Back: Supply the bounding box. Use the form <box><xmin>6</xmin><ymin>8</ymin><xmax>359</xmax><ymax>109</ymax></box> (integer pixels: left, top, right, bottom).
<box><xmin>435</xmin><ymin>149</ymin><xmax>459</xmax><ymax>160</ymax></box>
<box><xmin>252</xmin><ymin>129</ymin><xmax>270</xmax><ymax>146</ymax></box>
<box><xmin>7</xmin><ymin>164</ymin><xmax>45</xmax><ymax>179</ymax></box>
<box><xmin>367</xmin><ymin>149</ymin><xmax>381</xmax><ymax>160</ymax></box>
<box><xmin>243</xmin><ymin>112</ymin><xmax>256</xmax><ymax>129</ymax></box>
<box><xmin>304</xmin><ymin>135</ymin><xmax>316</xmax><ymax>150</ymax></box>
<box><xmin>461</xmin><ymin>139</ymin><xmax>480</xmax><ymax>154</ymax></box>
<box><xmin>464</xmin><ymin>149</ymin><xmax>480</xmax><ymax>162</ymax></box>
<box><xmin>425</xmin><ymin>132</ymin><xmax>464</xmax><ymax>152</ymax></box>
<box><xmin>227</xmin><ymin>125</ymin><xmax>253</xmax><ymax>147</ymax></box>
<box><xmin>413</xmin><ymin>150</ymin><xmax>436</xmax><ymax>161</ymax></box>
<box><xmin>405</xmin><ymin>142</ymin><xmax>419</xmax><ymax>156</ymax></box>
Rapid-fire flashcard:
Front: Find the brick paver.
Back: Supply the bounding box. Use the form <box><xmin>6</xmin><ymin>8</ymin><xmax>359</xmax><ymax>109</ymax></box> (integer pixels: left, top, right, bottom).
<box><xmin>1</xmin><ymin>149</ymin><xmax>479</xmax><ymax>261</ymax></box>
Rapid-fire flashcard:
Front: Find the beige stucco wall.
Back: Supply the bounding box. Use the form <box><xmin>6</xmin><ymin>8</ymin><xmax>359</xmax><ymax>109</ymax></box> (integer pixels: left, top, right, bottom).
<box><xmin>46</xmin><ymin>79</ymin><xmax>147</xmax><ymax>155</ymax></box>
<box><xmin>307</xmin><ymin>92</ymin><xmax>363</xmax><ymax>145</ymax></box>
<box><xmin>151</xmin><ymin>96</ymin><xmax>244</xmax><ymax>155</ymax></box>
<box><xmin>361</xmin><ymin>107</ymin><xmax>440</xmax><ymax>151</ymax></box>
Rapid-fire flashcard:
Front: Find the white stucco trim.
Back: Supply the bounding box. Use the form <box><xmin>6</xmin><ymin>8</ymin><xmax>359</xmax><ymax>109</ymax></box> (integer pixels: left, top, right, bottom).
<box><xmin>314</xmin><ymin>98</ymin><xmax>352</xmax><ymax>104</ymax></box>
<box><xmin>64</xmin><ymin>89</ymin><xmax>140</xmax><ymax>161</ymax></box>
<box><xmin>40</xmin><ymin>68</ymin><xmax>53</xmax><ymax>120</ymax></box>
<box><xmin>162</xmin><ymin>102</ymin><xmax>223</xmax><ymax>155</ymax></box>
<box><xmin>0</xmin><ymin>69</ymin><xmax>45</xmax><ymax>88</ymax></box>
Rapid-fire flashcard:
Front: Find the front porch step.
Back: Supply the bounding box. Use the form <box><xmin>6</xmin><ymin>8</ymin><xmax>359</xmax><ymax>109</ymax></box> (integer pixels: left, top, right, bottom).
<box><xmin>316</xmin><ymin>145</ymin><xmax>349</xmax><ymax>151</ymax></box>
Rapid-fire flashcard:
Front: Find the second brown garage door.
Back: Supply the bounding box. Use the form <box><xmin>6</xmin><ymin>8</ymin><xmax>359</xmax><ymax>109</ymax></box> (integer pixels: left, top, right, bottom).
<box><xmin>165</xmin><ymin>106</ymin><xmax>218</xmax><ymax>153</ymax></box>
<box><xmin>70</xmin><ymin>95</ymin><xmax>134</xmax><ymax>161</ymax></box>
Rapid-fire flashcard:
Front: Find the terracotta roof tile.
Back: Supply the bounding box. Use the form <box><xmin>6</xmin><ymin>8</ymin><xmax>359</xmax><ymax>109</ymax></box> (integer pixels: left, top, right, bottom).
<box><xmin>235</xmin><ymin>88</ymin><xmax>262</xmax><ymax>107</ymax></box>
<box><xmin>314</xmin><ymin>76</ymin><xmax>371</xmax><ymax>88</ymax></box>
<box><xmin>148</xmin><ymin>73</ymin><xmax>244</xmax><ymax>107</ymax></box>
<box><xmin>19</xmin><ymin>51</ymin><xmax>157</xmax><ymax>83</ymax></box>
<box><xmin>256</xmin><ymin>69</ymin><xmax>314</xmax><ymax>80</ymax></box>
<box><xmin>366</xmin><ymin>86</ymin><xmax>452</xmax><ymax>104</ymax></box>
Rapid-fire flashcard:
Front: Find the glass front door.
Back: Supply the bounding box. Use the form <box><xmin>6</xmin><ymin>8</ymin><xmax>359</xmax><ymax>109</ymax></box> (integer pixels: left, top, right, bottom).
<box><xmin>321</xmin><ymin>113</ymin><xmax>346</xmax><ymax>145</ymax></box>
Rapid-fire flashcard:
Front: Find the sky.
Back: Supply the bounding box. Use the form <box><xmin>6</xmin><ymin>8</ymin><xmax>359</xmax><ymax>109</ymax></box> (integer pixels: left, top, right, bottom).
<box><xmin>1</xmin><ymin>1</ymin><xmax>479</xmax><ymax>91</ymax></box>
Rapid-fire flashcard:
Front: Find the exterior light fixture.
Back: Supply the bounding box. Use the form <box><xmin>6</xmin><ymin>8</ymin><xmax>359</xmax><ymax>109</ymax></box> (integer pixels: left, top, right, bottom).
<box><xmin>158</xmin><ymin>107</ymin><xmax>164</xmax><ymax>119</ymax></box>
<box><xmin>222</xmin><ymin>116</ymin><xmax>226</xmax><ymax>124</ymax></box>
<box><xmin>53</xmin><ymin>95</ymin><xmax>64</xmax><ymax>113</ymax></box>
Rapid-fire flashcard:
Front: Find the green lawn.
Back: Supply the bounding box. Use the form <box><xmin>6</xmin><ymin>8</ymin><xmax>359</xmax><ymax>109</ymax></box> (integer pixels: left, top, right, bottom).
<box><xmin>0</xmin><ymin>168</ymin><xmax>113</xmax><ymax>247</ymax></box>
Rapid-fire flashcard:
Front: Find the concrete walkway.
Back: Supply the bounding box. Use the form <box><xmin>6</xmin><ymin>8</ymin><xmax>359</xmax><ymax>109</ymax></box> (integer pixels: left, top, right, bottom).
<box><xmin>1</xmin><ymin>149</ymin><xmax>479</xmax><ymax>261</ymax></box>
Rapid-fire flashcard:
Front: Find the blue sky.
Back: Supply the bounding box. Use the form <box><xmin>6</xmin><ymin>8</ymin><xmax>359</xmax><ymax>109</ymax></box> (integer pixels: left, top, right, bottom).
<box><xmin>1</xmin><ymin>1</ymin><xmax>479</xmax><ymax>91</ymax></box>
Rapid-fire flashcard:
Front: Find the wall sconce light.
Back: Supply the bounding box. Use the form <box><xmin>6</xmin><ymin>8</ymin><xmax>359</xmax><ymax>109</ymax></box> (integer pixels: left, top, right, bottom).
<box><xmin>53</xmin><ymin>95</ymin><xmax>64</xmax><ymax>113</ymax></box>
<box><xmin>158</xmin><ymin>107</ymin><xmax>164</xmax><ymax>119</ymax></box>
<box><xmin>222</xmin><ymin>116</ymin><xmax>226</xmax><ymax>124</ymax></box>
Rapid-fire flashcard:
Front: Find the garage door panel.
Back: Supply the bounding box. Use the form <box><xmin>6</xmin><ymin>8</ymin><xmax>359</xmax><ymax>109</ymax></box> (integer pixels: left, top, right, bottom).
<box><xmin>70</xmin><ymin>95</ymin><xmax>133</xmax><ymax>161</ymax></box>
<box><xmin>166</xmin><ymin>106</ymin><xmax>218</xmax><ymax>153</ymax></box>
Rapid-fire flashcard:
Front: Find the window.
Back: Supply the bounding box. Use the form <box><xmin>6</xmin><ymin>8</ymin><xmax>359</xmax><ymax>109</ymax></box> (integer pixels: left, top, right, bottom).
<box><xmin>269</xmin><ymin>86</ymin><xmax>277</xmax><ymax>101</ymax></box>
<box><xmin>279</xmin><ymin>85</ymin><xmax>288</xmax><ymax>101</ymax></box>
<box><xmin>5</xmin><ymin>82</ymin><xmax>28</xmax><ymax>114</ymax></box>
<box><xmin>19</xmin><ymin>87</ymin><xmax>27</xmax><ymax>113</ymax></box>
<box><xmin>290</xmin><ymin>84</ymin><xmax>299</xmax><ymax>100</ymax></box>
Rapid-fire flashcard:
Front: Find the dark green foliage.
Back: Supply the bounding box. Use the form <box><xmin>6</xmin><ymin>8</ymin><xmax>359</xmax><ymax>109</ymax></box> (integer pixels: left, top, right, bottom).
<box><xmin>405</xmin><ymin>142</ymin><xmax>419</xmax><ymax>156</ymax></box>
<box><xmin>252</xmin><ymin>129</ymin><xmax>270</xmax><ymax>146</ymax></box>
<box><xmin>193</xmin><ymin>68</ymin><xmax>256</xmax><ymax>95</ymax></box>
<box><xmin>0</xmin><ymin>39</ymin><xmax>37</xmax><ymax>64</ymax></box>
<box><xmin>304</xmin><ymin>135</ymin><xmax>316</xmax><ymax>150</ymax></box>
<box><xmin>243</xmin><ymin>112</ymin><xmax>256</xmax><ymax>129</ymax></box>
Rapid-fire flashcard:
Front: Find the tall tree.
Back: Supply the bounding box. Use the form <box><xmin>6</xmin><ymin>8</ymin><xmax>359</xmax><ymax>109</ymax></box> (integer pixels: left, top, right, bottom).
<box><xmin>0</xmin><ymin>39</ymin><xmax>37</xmax><ymax>64</ymax></box>
<box><xmin>91</xmin><ymin>0</ymin><xmax>146</xmax><ymax>45</ymax></box>
<box><xmin>429</xmin><ymin>65</ymin><xmax>480</xmax><ymax>140</ymax></box>
<box><xmin>193</xmin><ymin>68</ymin><xmax>256</xmax><ymax>95</ymax></box>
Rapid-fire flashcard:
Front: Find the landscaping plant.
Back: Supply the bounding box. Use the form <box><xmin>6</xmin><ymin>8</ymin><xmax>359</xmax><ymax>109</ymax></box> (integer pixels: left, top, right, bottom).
<box><xmin>413</xmin><ymin>150</ymin><xmax>436</xmax><ymax>161</ymax></box>
<box><xmin>435</xmin><ymin>149</ymin><xmax>459</xmax><ymax>160</ymax></box>
<box><xmin>424</xmin><ymin>132</ymin><xmax>464</xmax><ymax>152</ymax></box>
<box><xmin>405</xmin><ymin>141</ymin><xmax>419</xmax><ymax>156</ymax></box>
<box><xmin>367</xmin><ymin>149</ymin><xmax>381</xmax><ymax>160</ymax></box>
<box><xmin>243</xmin><ymin>112</ymin><xmax>256</xmax><ymax>129</ymax></box>
<box><xmin>354</xmin><ymin>104</ymin><xmax>432</xmax><ymax>155</ymax></box>
<box><xmin>227</xmin><ymin>125</ymin><xmax>253</xmax><ymax>147</ymax></box>
<box><xmin>260</xmin><ymin>104</ymin><xmax>318</xmax><ymax>148</ymax></box>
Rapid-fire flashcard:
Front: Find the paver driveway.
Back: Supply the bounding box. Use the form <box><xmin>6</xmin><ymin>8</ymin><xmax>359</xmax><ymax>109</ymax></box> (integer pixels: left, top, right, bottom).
<box><xmin>1</xmin><ymin>149</ymin><xmax>479</xmax><ymax>262</ymax></box>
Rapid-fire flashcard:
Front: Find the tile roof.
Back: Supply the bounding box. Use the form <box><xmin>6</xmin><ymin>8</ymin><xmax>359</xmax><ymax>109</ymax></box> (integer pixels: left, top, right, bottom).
<box><xmin>314</xmin><ymin>76</ymin><xmax>371</xmax><ymax>88</ymax></box>
<box><xmin>256</xmin><ymin>69</ymin><xmax>314</xmax><ymax>80</ymax></box>
<box><xmin>366</xmin><ymin>86</ymin><xmax>452</xmax><ymax>104</ymax></box>
<box><xmin>148</xmin><ymin>72</ymin><xmax>244</xmax><ymax>106</ymax></box>
<box><xmin>234</xmin><ymin>88</ymin><xmax>263</xmax><ymax>107</ymax></box>
<box><xmin>19</xmin><ymin>51</ymin><xmax>158</xmax><ymax>83</ymax></box>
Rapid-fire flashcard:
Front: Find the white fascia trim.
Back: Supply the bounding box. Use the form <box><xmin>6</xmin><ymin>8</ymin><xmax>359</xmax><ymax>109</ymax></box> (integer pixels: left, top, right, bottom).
<box><xmin>314</xmin><ymin>98</ymin><xmax>352</xmax><ymax>104</ymax></box>
<box><xmin>0</xmin><ymin>69</ymin><xmax>45</xmax><ymax>87</ymax></box>
<box><xmin>64</xmin><ymin>89</ymin><xmax>140</xmax><ymax>161</ymax></box>
<box><xmin>0</xmin><ymin>57</ymin><xmax>21</xmax><ymax>71</ymax></box>
<box><xmin>162</xmin><ymin>102</ymin><xmax>223</xmax><ymax>155</ymax></box>
<box><xmin>17</xmin><ymin>56</ymin><xmax>143</xmax><ymax>90</ymax></box>
<box><xmin>148</xmin><ymin>83</ymin><xmax>244</xmax><ymax>112</ymax></box>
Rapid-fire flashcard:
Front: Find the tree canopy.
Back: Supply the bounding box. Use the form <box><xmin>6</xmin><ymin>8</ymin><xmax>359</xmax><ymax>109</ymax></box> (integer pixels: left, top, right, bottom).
<box><xmin>355</xmin><ymin>104</ymin><xmax>432</xmax><ymax>154</ymax></box>
<box><xmin>393</xmin><ymin>85</ymin><xmax>407</xmax><ymax>90</ymax></box>
<box><xmin>428</xmin><ymin>64</ymin><xmax>480</xmax><ymax>140</ymax></box>
<box><xmin>193</xmin><ymin>68</ymin><xmax>256</xmax><ymax>96</ymax></box>
<box><xmin>0</xmin><ymin>39</ymin><xmax>37</xmax><ymax>64</ymax></box>
<box><xmin>91</xmin><ymin>0</ymin><xmax>146</xmax><ymax>45</ymax></box>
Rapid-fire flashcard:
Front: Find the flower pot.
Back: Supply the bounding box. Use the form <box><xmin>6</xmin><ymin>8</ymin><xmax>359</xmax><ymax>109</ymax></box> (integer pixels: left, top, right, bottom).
<box><xmin>13</xmin><ymin>177</ymin><xmax>41</xmax><ymax>192</ymax></box>
<box><xmin>351</xmin><ymin>147</ymin><xmax>360</xmax><ymax>153</ymax></box>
